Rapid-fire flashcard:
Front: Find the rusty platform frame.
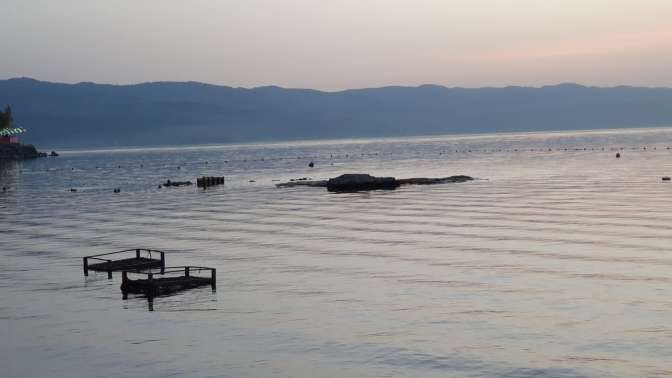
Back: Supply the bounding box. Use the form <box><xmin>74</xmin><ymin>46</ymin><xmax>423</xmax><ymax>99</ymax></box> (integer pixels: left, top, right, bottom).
<box><xmin>83</xmin><ymin>248</ymin><xmax>166</xmax><ymax>279</ymax></box>
<box><xmin>121</xmin><ymin>266</ymin><xmax>216</xmax><ymax>297</ymax></box>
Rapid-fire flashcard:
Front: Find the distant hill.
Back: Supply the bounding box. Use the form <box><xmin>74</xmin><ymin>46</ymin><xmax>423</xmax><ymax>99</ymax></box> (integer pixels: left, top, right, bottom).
<box><xmin>1</xmin><ymin>78</ymin><xmax>671</xmax><ymax>148</ymax></box>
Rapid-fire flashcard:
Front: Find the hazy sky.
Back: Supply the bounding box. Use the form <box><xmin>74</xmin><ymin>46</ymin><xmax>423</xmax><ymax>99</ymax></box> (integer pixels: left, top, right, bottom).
<box><xmin>2</xmin><ymin>0</ymin><xmax>672</xmax><ymax>90</ymax></box>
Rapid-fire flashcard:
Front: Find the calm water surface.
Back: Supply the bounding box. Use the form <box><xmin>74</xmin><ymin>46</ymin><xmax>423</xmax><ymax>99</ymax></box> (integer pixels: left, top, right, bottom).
<box><xmin>2</xmin><ymin>128</ymin><xmax>672</xmax><ymax>377</ymax></box>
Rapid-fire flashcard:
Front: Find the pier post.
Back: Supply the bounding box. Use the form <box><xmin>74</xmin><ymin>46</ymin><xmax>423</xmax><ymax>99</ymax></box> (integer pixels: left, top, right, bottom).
<box><xmin>160</xmin><ymin>251</ymin><xmax>165</xmax><ymax>274</ymax></box>
<box><xmin>147</xmin><ymin>273</ymin><xmax>155</xmax><ymax>297</ymax></box>
<box><xmin>122</xmin><ymin>271</ymin><xmax>128</xmax><ymax>299</ymax></box>
<box><xmin>136</xmin><ymin>249</ymin><xmax>140</xmax><ymax>259</ymax></box>
<box><xmin>211</xmin><ymin>268</ymin><xmax>216</xmax><ymax>290</ymax></box>
<box><xmin>185</xmin><ymin>266</ymin><xmax>190</xmax><ymax>277</ymax></box>
<box><xmin>83</xmin><ymin>257</ymin><xmax>88</xmax><ymax>276</ymax></box>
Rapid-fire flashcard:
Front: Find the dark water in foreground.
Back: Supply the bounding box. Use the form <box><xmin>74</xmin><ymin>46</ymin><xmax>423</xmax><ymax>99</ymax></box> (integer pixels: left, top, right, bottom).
<box><xmin>3</xmin><ymin>128</ymin><xmax>672</xmax><ymax>377</ymax></box>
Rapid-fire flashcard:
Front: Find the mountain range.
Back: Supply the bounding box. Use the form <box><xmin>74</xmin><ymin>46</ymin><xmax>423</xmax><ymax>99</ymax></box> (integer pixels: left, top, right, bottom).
<box><xmin>1</xmin><ymin>78</ymin><xmax>671</xmax><ymax>148</ymax></box>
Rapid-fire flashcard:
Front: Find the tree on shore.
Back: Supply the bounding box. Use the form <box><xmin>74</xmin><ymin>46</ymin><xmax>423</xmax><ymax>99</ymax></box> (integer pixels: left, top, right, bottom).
<box><xmin>0</xmin><ymin>105</ymin><xmax>13</xmax><ymax>129</ymax></box>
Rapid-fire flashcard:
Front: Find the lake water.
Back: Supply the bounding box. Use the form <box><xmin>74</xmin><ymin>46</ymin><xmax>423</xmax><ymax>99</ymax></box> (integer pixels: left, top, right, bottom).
<box><xmin>2</xmin><ymin>128</ymin><xmax>672</xmax><ymax>377</ymax></box>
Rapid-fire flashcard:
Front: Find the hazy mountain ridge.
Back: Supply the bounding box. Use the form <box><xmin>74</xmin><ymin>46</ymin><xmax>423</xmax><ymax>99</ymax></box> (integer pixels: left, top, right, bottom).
<box><xmin>1</xmin><ymin>78</ymin><xmax>671</xmax><ymax>148</ymax></box>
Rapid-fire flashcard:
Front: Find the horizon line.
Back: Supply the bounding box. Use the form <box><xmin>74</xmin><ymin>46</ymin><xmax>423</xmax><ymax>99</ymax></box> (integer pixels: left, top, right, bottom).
<box><xmin>3</xmin><ymin>76</ymin><xmax>672</xmax><ymax>93</ymax></box>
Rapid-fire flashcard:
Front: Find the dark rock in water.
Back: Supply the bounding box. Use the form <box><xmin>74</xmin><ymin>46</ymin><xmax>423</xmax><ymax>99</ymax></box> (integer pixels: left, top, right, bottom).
<box><xmin>0</xmin><ymin>143</ymin><xmax>44</xmax><ymax>160</ymax></box>
<box><xmin>276</xmin><ymin>180</ymin><xmax>328</xmax><ymax>188</ymax></box>
<box><xmin>50</xmin><ymin>151</ymin><xmax>59</xmax><ymax>157</ymax></box>
<box><xmin>662</xmin><ymin>177</ymin><xmax>671</xmax><ymax>181</ymax></box>
<box><xmin>276</xmin><ymin>173</ymin><xmax>474</xmax><ymax>191</ymax></box>
<box><xmin>396</xmin><ymin>175</ymin><xmax>473</xmax><ymax>185</ymax></box>
<box><xmin>616</xmin><ymin>153</ymin><xmax>621</xmax><ymax>158</ymax></box>
<box><xmin>162</xmin><ymin>180</ymin><xmax>193</xmax><ymax>187</ymax></box>
<box><xmin>308</xmin><ymin>161</ymin><xmax>314</xmax><ymax>168</ymax></box>
<box><xmin>113</xmin><ymin>188</ymin><xmax>121</xmax><ymax>193</ymax></box>
<box><xmin>327</xmin><ymin>174</ymin><xmax>399</xmax><ymax>192</ymax></box>
<box><xmin>70</xmin><ymin>188</ymin><xmax>77</xmax><ymax>192</ymax></box>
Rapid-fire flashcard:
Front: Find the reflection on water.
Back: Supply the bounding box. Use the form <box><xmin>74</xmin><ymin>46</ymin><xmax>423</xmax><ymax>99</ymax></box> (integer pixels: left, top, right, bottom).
<box><xmin>3</xmin><ymin>128</ymin><xmax>672</xmax><ymax>377</ymax></box>
<box><xmin>121</xmin><ymin>287</ymin><xmax>217</xmax><ymax>312</ymax></box>
<box><xmin>0</xmin><ymin>159</ymin><xmax>19</xmax><ymax>187</ymax></box>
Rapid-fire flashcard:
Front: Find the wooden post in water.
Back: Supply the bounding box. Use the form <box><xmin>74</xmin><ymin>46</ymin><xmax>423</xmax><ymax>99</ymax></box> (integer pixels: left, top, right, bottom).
<box><xmin>83</xmin><ymin>257</ymin><xmax>88</xmax><ymax>276</ymax></box>
<box><xmin>122</xmin><ymin>271</ymin><xmax>128</xmax><ymax>299</ymax></box>
<box><xmin>160</xmin><ymin>251</ymin><xmax>165</xmax><ymax>273</ymax></box>
<box><xmin>147</xmin><ymin>272</ymin><xmax>156</xmax><ymax>298</ymax></box>
<box><xmin>107</xmin><ymin>259</ymin><xmax>113</xmax><ymax>279</ymax></box>
<box><xmin>211</xmin><ymin>268</ymin><xmax>216</xmax><ymax>290</ymax></box>
<box><xmin>185</xmin><ymin>266</ymin><xmax>190</xmax><ymax>277</ymax></box>
<box><xmin>136</xmin><ymin>249</ymin><xmax>140</xmax><ymax>259</ymax></box>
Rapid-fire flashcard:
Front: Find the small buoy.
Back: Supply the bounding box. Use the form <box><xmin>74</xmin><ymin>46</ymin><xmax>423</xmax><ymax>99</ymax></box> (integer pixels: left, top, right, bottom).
<box><xmin>663</xmin><ymin>177</ymin><xmax>671</xmax><ymax>181</ymax></box>
<box><xmin>308</xmin><ymin>161</ymin><xmax>314</xmax><ymax>168</ymax></box>
<box><xmin>616</xmin><ymin>153</ymin><xmax>621</xmax><ymax>158</ymax></box>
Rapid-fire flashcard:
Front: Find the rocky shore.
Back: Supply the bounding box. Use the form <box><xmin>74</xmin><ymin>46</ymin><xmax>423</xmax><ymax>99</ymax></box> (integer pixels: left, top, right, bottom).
<box><xmin>0</xmin><ymin>143</ymin><xmax>46</xmax><ymax>160</ymax></box>
<box><xmin>276</xmin><ymin>173</ymin><xmax>474</xmax><ymax>192</ymax></box>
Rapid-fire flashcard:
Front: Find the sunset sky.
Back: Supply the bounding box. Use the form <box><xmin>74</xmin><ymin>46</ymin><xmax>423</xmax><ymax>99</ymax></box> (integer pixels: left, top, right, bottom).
<box><xmin>2</xmin><ymin>0</ymin><xmax>671</xmax><ymax>90</ymax></box>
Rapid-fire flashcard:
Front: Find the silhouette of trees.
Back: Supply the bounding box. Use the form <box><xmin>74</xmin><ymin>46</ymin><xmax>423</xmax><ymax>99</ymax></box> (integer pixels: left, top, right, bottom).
<box><xmin>0</xmin><ymin>105</ymin><xmax>13</xmax><ymax>129</ymax></box>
